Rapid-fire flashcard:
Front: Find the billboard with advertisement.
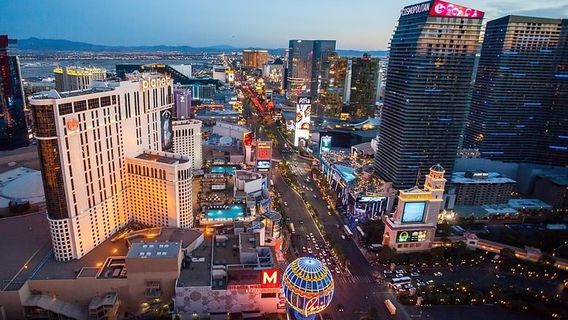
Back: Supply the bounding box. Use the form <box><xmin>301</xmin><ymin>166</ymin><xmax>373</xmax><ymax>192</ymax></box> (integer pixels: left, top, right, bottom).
<box><xmin>396</xmin><ymin>230</ymin><xmax>428</xmax><ymax>243</ymax></box>
<box><xmin>256</xmin><ymin>141</ymin><xmax>272</xmax><ymax>161</ymax></box>
<box><xmin>429</xmin><ymin>0</ymin><xmax>484</xmax><ymax>19</ymax></box>
<box><xmin>294</xmin><ymin>97</ymin><xmax>311</xmax><ymax>147</ymax></box>
<box><xmin>401</xmin><ymin>202</ymin><xmax>426</xmax><ymax>223</ymax></box>
<box><xmin>256</xmin><ymin>160</ymin><xmax>271</xmax><ymax>172</ymax></box>
<box><xmin>243</xmin><ymin>132</ymin><xmax>253</xmax><ymax>147</ymax></box>
<box><xmin>320</xmin><ymin>135</ymin><xmax>332</xmax><ymax>153</ymax></box>
<box><xmin>161</xmin><ymin>109</ymin><xmax>173</xmax><ymax>151</ymax></box>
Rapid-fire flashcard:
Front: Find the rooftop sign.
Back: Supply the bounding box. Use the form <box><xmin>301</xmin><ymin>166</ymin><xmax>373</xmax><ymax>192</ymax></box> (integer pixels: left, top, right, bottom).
<box><xmin>429</xmin><ymin>0</ymin><xmax>484</xmax><ymax>19</ymax></box>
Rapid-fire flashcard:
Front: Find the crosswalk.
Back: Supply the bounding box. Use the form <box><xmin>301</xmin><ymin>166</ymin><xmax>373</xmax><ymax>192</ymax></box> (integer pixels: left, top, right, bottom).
<box><xmin>334</xmin><ymin>275</ymin><xmax>375</xmax><ymax>284</ymax></box>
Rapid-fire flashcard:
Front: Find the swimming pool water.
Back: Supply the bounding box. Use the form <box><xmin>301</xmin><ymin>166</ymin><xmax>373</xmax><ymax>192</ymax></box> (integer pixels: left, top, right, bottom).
<box><xmin>205</xmin><ymin>205</ymin><xmax>244</xmax><ymax>220</ymax></box>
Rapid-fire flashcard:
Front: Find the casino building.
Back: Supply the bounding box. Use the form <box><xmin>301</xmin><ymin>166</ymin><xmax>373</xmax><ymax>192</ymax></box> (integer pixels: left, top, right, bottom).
<box><xmin>374</xmin><ymin>0</ymin><xmax>484</xmax><ymax>189</ymax></box>
<box><xmin>29</xmin><ymin>73</ymin><xmax>194</xmax><ymax>261</ymax></box>
<box><xmin>383</xmin><ymin>165</ymin><xmax>446</xmax><ymax>252</ymax></box>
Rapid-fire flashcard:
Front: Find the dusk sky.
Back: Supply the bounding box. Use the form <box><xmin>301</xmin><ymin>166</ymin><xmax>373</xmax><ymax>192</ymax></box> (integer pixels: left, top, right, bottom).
<box><xmin>1</xmin><ymin>0</ymin><xmax>567</xmax><ymax>50</ymax></box>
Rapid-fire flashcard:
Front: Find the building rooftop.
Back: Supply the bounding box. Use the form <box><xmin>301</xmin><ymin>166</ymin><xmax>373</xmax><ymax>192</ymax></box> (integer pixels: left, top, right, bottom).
<box><xmin>89</xmin><ymin>292</ymin><xmax>118</xmax><ymax>309</ymax></box>
<box><xmin>508</xmin><ymin>198</ymin><xmax>552</xmax><ymax>210</ymax></box>
<box><xmin>452</xmin><ymin>171</ymin><xmax>516</xmax><ymax>184</ymax></box>
<box><xmin>177</xmin><ymin>236</ymin><xmax>212</xmax><ymax>287</ymax></box>
<box><xmin>235</xmin><ymin>170</ymin><xmax>264</xmax><ymax>182</ymax></box>
<box><xmin>134</xmin><ymin>150</ymin><xmax>190</xmax><ymax>165</ymax></box>
<box><xmin>127</xmin><ymin>242</ymin><xmax>180</xmax><ymax>259</ymax></box>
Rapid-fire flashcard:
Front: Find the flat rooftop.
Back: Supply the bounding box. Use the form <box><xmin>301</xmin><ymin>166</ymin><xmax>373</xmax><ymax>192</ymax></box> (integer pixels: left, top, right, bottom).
<box><xmin>127</xmin><ymin>242</ymin><xmax>180</xmax><ymax>259</ymax></box>
<box><xmin>135</xmin><ymin>151</ymin><xmax>190</xmax><ymax>165</ymax></box>
<box><xmin>177</xmin><ymin>236</ymin><xmax>212</xmax><ymax>287</ymax></box>
<box><xmin>0</xmin><ymin>213</ymin><xmax>51</xmax><ymax>291</ymax></box>
<box><xmin>508</xmin><ymin>198</ymin><xmax>552</xmax><ymax>210</ymax></box>
<box><xmin>452</xmin><ymin>172</ymin><xmax>516</xmax><ymax>184</ymax></box>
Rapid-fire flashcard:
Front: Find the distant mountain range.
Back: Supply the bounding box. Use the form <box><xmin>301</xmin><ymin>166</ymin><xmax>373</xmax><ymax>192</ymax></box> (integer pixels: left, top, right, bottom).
<box><xmin>16</xmin><ymin>37</ymin><xmax>388</xmax><ymax>57</ymax></box>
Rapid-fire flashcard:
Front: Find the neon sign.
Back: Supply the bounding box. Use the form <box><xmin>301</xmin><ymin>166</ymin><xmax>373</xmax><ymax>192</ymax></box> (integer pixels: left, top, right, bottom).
<box><xmin>401</xmin><ymin>1</ymin><xmax>430</xmax><ymax>16</ymax></box>
<box><xmin>429</xmin><ymin>0</ymin><xmax>484</xmax><ymax>19</ymax></box>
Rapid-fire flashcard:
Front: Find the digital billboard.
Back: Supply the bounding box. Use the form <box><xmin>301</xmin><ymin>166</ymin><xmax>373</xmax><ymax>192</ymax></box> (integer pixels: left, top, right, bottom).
<box><xmin>320</xmin><ymin>135</ymin><xmax>332</xmax><ymax>153</ymax></box>
<box><xmin>257</xmin><ymin>160</ymin><xmax>271</xmax><ymax>172</ymax></box>
<box><xmin>358</xmin><ymin>196</ymin><xmax>386</xmax><ymax>203</ymax></box>
<box><xmin>160</xmin><ymin>109</ymin><xmax>173</xmax><ymax>151</ymax></box>
<box><xmin>396</xmin><ymin>230</ymin><xmax>428</xmax><ymax>243</ymax></box>
<box><xmin>294</xmin><ymin>97</ymin><xmax>311</xmax><ymax>147</ymax></box>
<box><xmin>243</xmin><ymin>132</ymin><xmax>253</xmax><ymax>147</ymax></box>
<box><xmin>256</xmin><ymin>141</ymin><xmax>272</xmax><ymax>160</ymax></box>
<box><xmin>429</xmin><ymin>0</ymin><xmax>484</xmax><ymax>19</ymax></box>
<box><xmin>401</xmin><ymin>201</ymin><xmax>426</xmax><ymax>223</ymax></box>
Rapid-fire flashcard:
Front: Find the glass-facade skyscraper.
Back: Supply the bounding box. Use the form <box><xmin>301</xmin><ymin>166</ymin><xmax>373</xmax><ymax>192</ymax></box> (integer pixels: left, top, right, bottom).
<box><xmin>464</xmin><ymin>16</ymin><xmax>568</xmax><ymax>166</ymax></box>
<box><xmin>374</xmin><ymin>1</ymin><xmax>484</xmax><ymax>189</ymax></box>
<box><xmin>286</xmin><ymin>40</ymin><xmax>336</xmax><ymax>101</ymax></box>
<box><xmin>0</xmin><ymin>35</ymin><xmax>28</xmax><ymax>150</ymax></box>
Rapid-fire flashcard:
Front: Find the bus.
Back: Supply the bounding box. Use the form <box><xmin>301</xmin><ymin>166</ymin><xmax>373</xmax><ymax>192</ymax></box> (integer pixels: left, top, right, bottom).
<box><xmin>356</xmin><ymin>226</ymin><xmax>366</xmax><ymax>238</ymax></box>
<box><xmin>343</xmin><ymin>225</ymin><xmax>353</xmax><ymax>238</ymax></box>
<box><xmin>384</xmin><ymin>299</ymin><xmax>397</xmax><ymax>316</ymax></box>
<box><xmin>289</xmin><ymin>223</ymin><xmax>296</xmax><ymax>234</ymax></box>
<box><xmin>270</xmin><ymin>179</ymin><xmax>274</xmax><ymax>187</ymax></box>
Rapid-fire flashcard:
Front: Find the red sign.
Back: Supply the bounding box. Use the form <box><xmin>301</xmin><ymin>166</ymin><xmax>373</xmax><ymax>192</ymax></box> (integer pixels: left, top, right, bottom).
<box><xmin>243</xmin><ymin>132</ymin><xmax>253</xmax><ymax>147</ymax></box>
<box><xmin>256</xmin><ymin>141</ymin><xmax>272</xmax><ymax>161</ymax></box>
<box><xmin>429</xmin><ymin>0</ymin><xmax>484</xmax><ymax>19</ymax></box>
<box><xmin>261</xmin><ymin>269</ymin><xmax>280</xmax><ymax>288</ymax></box>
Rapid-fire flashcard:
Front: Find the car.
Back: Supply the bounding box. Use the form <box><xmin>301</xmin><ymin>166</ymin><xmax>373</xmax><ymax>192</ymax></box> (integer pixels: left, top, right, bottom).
<box><xmin>434</xmin><ymin>272</ymin><xmax>443</xmax><ymax>277</ymax></box>
<box><xmin>337</xmin><ymin>304</ymin><xmax>344</xmax><ymax>312</ymax></box>
<box><xmin>313</xmin><ymin>195</ymin><xmax>317</xmax><ymax>199</ymax></box>
<box><xmin>410</xmin><ymin>272</ymin><xmax>420</xmax><ymax>277</ymax></box>
<box><xmin>309</xmin><ymin>232</ymin><xmax>314</xmax><ymax>237</ymax></box>
<box><xmin>299</xmin><ymin>219</ymin><xmax>304</xmax><ymax>224</ymax></box>
<box><xmin>302</xmin><ymin>246</ymin><xmax>307</xmax><ymax>252</ymax></box>
<box><xmin>341</xmin><ymin>235</ymin><xmax>346</xmax><ymax>240</ymax></box>
<box><xmin>286</xmin><ymin>217</ymin><xmax>291</xmax><ymax>222</ymax></box>
<box><xmin>284</xmin><ymin>202</ymin><xmax>288</xmax><ymax>206</ymax></box>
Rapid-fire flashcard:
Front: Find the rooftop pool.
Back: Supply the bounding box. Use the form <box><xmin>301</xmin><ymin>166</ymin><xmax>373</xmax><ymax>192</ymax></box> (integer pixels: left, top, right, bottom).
<box><xmin>210</xmin><ymin>165</ymin><xmax>237</xmax><ymax>175</ymax></box>
<box><xmin>204</xmin><ymin>204</ymin><xmax>244</xmax><ymax>221</ymax></box>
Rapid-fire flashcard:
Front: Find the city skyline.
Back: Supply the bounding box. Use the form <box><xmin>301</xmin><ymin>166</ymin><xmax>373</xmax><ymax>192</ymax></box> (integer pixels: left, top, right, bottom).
<box><xmin>0</xmin><ymin>0</ymin><xmax>567</xmax><ymax>50</ymax></box>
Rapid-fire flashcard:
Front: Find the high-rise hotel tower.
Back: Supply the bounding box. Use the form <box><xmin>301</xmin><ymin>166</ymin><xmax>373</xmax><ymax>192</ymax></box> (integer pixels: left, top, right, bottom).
<box><xmin>30</xmin><ymin>74</ymin><xmax>193</xmax><ymax>261</ymax></box>
<box><xmin>374</xmin><ymin>0</ymin><xmax>484</xmax><ymax>189</ymax></box>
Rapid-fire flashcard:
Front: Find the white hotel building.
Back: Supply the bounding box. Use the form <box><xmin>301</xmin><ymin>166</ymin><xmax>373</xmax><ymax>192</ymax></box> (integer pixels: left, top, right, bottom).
<box><xmin>172</xmin><ymin>119</ymin><xmax>203</xmax><ymax>170</ymax></box>
<box><xmin>30</xmin><ymin>74</ymin><xmax>193</xmax><ymax>261</ymax></box>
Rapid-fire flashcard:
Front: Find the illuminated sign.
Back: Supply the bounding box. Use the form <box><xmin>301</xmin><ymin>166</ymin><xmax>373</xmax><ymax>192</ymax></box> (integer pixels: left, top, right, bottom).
<box><xmin>261</xmin><ymin>269</ymin><xmax>280</xmax><ymax>288</ymax></box>
<box><xmin>402</xmin><ymin>202</ymin><xmax>426</xmax><ymax>223</ymax></box>
<box><xmin>243</xmin><ymin>132</ymin><xmax>253</xmax><ymax>147</ymax></box>
<box><xmin>294</xmin><ymin>97</ymin><xmax>311</xmax><ymax>147</ymax></box>
<box><xmin>142</xmin><ymin>75</ymin><xmax>171</xmax><ymax>90</ymax></box>
<box><xmin>257</xmin><ymin>160</ymin><xmax>271</xmax><ymax>171</ymax></box>
<box><xmin>160</xmin><ymin>109</ymin><xmax>173</xmax><ymax>151</ymax></box>
<box><xmin>400</xmin><ymin>193</ymin><xmax>431</xmax><ymax>202</ymax></box>
<box><xmin>320</xmin><ymin>136</ymin><xmax>332</xmax><ymax>153</ymax></box>
<box><xmin>304</xmin><ymin>296</ymin><xmax>327</xmax><ymax>315</ymax></box>
<box><xmin>358</xmin><ymin>196</ymin><xmax>386</xmax><ymax>203</ymax></box>
<box><xmin>429</xmin><ymin>0</ymin><xmax>484</xmax><ymax>19</ymax></box>
<box><xmin>396</xmin><ymin>230</ymin><xmax>428</xmax><ymax>243</ymax></box>
<box><xmin>401</xmin><ymin>1</ymin><xmax>430</xmax><ymax>16</ymax></box>
<box><xmin>66</xmin><ymin>118</ymin><xmax>79</xmax><ymax>131</ymax></box>
<box><xmin>256</xmin><ymin>141</ymin><xmax>272</xmax><ymax>160</ymax></box>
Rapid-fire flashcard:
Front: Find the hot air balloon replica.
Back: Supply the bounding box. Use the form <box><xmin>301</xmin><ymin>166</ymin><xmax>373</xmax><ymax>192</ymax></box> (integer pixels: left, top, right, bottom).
<box><xmin>282</xmin><ymin>257</ymin><xmax>335</xmax><ymax>320</ymax></box>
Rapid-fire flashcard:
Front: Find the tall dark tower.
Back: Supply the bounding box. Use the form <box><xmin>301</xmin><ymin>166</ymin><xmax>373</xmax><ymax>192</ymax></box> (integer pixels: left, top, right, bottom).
<box><xmin>374</xmin><ymin>1</ymin><xmax>484</xmax><ymax>189</ymax></box>
<box><xmin>0</xmin><ymin>35</ymin><xmax>28</xmax><ymax>150</ymax></box>
<box><xmin>464</xmin><ymin>16</ymin><xmax>568</xmax><ymax>166</ymax></box>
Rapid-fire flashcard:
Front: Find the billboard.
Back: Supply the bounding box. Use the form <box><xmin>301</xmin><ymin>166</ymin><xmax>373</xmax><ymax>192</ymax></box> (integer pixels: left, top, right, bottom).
<box><xmin>294</xmin><ymin>97</ymin><xmax>311</xmax><ymax>147</ymax></box>
<box><xmin>396</xmin><ymin>230</ymin><xmax>428</xmax><ymax>243</ymax></box>
<box><xmin>320</xmin><ymin>135</ymin><xmax>332</xmax><ymax>153</ymax></box>
<box><xmin>256</xmin><ymin>141</ymin><xmax>272</xmax><ymax>160</ymax></box>
<box><xmin>429</xmin><ymin>0</ymin><xmax>484</xmax><ymax>19</ymax></box>
<box><xmin>257</xmin><ymin>160</ymin><xmax>271</xmax><ymax>172</ymax></box>
<box><xmin>161</xmin><ymin>109</ymin><xmax>173</xmax><ymax>151</ymax></box>
<box><xmin>357</xmin><ymin>196</ymin><xmax>386</xmax><ymax>203</ymax></box>
<box><xmin>401</xmin><ymin>201</ymin><xmax>426</xmax><ymax>223</ymax></box>
<box><xmin>243</xmin><ymin>132</ymin><xmax>253</xmax><ymax>147</ymax></box>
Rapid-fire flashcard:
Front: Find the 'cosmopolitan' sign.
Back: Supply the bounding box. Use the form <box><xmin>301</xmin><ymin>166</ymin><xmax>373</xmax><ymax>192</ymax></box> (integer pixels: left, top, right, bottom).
<box><xmin>401</xmin><ymin>2</ymin><xmax>430</xmax><ymax>16</ymax></box>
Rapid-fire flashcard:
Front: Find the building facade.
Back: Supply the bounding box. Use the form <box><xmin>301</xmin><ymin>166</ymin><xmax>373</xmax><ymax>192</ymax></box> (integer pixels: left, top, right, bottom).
<box><xmin>29</xmin><ymin>73</ymin><xmax>193</xmax><ymax>261</ymax></box>
<box><xmin>243</xmin><ymin>49</ymin><xmax>269</xmax><ymax>69</ymax></box>
<box><xmin>451</xmin><ymin>170</ymin><xmax>516</xmax><ymax>205</ymax></box>
<box><xmin>172</xmin><ymin>119</ymin><xmax>203</xmax><ymax>170</ymax></box>
<box><xmin>374</xmin><ymin>0</ymin><xmax>484</xmax><ymax>189</ymax></box>
<box><xmin>286</xmin><ymin>40</ymin><xmax>336</xmax><ymax>101</ymax></box>
<box><xmin>173</xmin><ymin>86</ymin><xmax>192</xmax><ymax>119</ymax></box>
<box><xmin>464</xmin><ymin>16</ymin><xmax>568</xmax><ymax>166</ymax></box>
<box><xmin>383</xmin><ymin>165</ymin><xmax>446</xmax><ymax>252</ymax></box>
<box><xmin>0</xmin><ymin>35</ymin><xmax>28</xmax><ymax>150</ymax></box>
<box><xmin>54</xmin><ymin>66</ymin><xmax>107</xmax><ymax>92</ymax></box>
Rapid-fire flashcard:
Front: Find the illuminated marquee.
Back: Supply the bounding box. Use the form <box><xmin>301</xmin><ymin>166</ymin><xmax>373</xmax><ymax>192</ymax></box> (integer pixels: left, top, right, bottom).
<box><xmin>429</xmin><ymin>0</ymin><xmax>484</xmax><ymax>19</ymax></box>
<box><xmin>396</xmin><ymin>230</ymin><xmax>428</xmax><ymax>243</ymax></box>
<box><xmin>261</xmin><ymin>269</ymin><xmax>280</xmax><ymax>288</ymax></box>
<box><xmin>256</xmin><ymin>141</ymin><xmax>272</xmax><ymax>160</ymax></box>
<box><xmin>142</xmin><ymin>75</ymin><xmax>171</xmax><ymax>90</ymax></box>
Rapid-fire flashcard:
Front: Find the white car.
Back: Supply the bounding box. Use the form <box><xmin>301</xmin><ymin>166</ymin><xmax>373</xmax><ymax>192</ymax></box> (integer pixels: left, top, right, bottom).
<box><xmin>284</xmin><ymin>202</ymin><xmax>288</xmax><ymax>206</ymax></box>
